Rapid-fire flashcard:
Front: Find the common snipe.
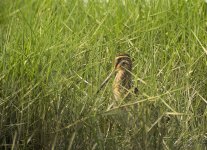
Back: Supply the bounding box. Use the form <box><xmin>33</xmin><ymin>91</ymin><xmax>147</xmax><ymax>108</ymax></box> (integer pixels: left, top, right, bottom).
<box><xmin>113</xmin><ymin>54</ymin><xmax>134</xmax><ymax>101</ymax></box>
<box><xmin>97</xmin><ymin>53</ymin><xmax>137</xmax><ymax>101</ymax></box>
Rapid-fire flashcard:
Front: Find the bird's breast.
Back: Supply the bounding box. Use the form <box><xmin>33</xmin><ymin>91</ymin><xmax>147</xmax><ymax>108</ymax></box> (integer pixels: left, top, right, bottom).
<box><xmin>113</xmin><ymin>70</ymin><xmax>132</xmax><ymax>100</ymax></box>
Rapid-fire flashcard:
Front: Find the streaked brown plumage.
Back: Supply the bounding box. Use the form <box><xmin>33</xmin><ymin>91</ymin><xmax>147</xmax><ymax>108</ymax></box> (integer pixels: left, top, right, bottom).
<box><xmin>113</xmin><ymin>54</ymin><xmax>133</xmax><ymax>101</ymax></box>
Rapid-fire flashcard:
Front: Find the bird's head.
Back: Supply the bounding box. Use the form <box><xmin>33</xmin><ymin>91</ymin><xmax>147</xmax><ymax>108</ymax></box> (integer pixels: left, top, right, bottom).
<box><xmin>115</xmin><ymin>54</ymin><xmax>132</xmax><ymax>72</ymax></box>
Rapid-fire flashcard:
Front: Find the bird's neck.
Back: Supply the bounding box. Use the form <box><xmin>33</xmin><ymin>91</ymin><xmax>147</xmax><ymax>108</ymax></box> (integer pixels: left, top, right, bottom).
<box><xmin>114</xmin><ymin>69</ymin><xmax>131</xmax><ymax>87</ymax></box>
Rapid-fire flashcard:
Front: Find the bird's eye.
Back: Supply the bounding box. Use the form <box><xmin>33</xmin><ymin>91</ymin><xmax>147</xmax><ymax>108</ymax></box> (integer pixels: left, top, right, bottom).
<box><xmin>121</xmin><ymin>61</ymin><xmax>128</xmax><ymax>66</ymax></box>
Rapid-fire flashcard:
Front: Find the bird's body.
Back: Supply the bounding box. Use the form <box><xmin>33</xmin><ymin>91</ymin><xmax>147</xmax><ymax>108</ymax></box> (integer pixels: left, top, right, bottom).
<box><xmin>113</xmin><ymin>54</ymin><xmax>133</xmax><ymax>101</ymax></box>
<box><xmin>112</xmin><ymin>54</ymin><xmax>139</xmax><ymax>131</ymax></box>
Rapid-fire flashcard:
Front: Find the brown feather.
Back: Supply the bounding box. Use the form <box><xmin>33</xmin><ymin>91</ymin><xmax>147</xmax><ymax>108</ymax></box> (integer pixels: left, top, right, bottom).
<box><xmin>113</xmin><ymin>54</ymin><xmax>132</xmax><ymax>100</ymax></box>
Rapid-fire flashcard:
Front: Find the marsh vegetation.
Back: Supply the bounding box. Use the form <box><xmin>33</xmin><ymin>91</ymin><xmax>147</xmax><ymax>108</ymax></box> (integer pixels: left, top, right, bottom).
<box><xmin>0</xmin><ymin>0</ymin><xmax>207</xmax><ymax>149</ymax></box>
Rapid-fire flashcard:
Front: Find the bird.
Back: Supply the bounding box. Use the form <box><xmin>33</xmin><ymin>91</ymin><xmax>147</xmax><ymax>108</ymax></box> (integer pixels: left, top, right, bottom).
<box><xmin>96</xmin><ymin>53</ymin><xmax>138</xmax><ymax>102</ymax></box>
<box><xmin>113</xmin><ymin>54</ymin><xmax>133</xmax><ymax>101</ymax></box>
<box><xmin>112</xmin><ymin>54</ymin><xmax>139</xmax><ymax>130</ymax></box>
<box><xmin>96</xmin><ymin>53</ymin><xmax>138</xmax><ymax>132</ymax></box>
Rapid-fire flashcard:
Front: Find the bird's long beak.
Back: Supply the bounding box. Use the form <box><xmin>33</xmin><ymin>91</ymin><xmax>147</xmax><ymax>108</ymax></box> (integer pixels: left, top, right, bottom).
<box><xmin>96</xmin><ymin>69</ymin><xmax>115</xmax><ymax>94</ymax></box>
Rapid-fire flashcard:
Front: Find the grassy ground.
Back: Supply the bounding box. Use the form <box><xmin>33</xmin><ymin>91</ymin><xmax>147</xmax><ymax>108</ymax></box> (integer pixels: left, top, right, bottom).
<box><xmin>0</xmin><ymin>0</ymin><xmax>207</xmax><ymax>149</ymax></box>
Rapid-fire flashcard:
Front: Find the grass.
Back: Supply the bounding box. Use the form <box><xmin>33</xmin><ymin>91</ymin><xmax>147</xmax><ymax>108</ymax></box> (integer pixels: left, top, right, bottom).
<box><xmin>0</xmin><ymin>0</ymin><xmax>207</xmax><ymax>149</ymax></box>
